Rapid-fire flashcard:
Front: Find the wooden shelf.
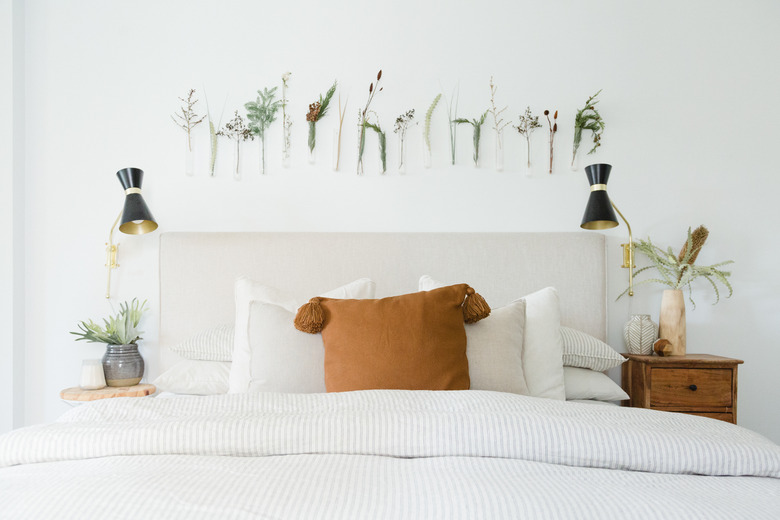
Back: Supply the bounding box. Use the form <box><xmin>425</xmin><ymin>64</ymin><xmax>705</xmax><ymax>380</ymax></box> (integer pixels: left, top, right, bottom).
<box><xmin>60</xmin><ymin>384</ymin><xmax>156</xmax><ymax>401</ymax></box>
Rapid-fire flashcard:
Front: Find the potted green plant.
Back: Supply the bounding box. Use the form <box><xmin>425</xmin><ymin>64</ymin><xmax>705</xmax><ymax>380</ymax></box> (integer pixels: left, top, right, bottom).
<box><xmin>70</xmin><ymin>299</ymin><xmax>149</xmax><ymax>387</ymax></box>
<box><xmin>620</xmin><ymin>226</ymin><xmax>733</xmax><ymax>355</ymax></box>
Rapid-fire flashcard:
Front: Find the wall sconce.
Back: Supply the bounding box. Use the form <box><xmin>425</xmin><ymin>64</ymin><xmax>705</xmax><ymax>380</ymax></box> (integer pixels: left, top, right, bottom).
<box><xmin>105</xmin><ymin>167</ymin><xmax>158</xmax><ymax>299</ymax></box>
<box><xmin>580</xmin><ymin>163</ymin><xmax>634</xmax><ymax>296</ymax></box>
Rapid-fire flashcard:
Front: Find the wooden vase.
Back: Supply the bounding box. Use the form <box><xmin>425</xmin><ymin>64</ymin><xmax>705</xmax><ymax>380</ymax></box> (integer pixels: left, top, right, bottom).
<box><xmin>659</xmin><ymin>289</ymin><xmax>686</xmax><ymax>356</ymax></box>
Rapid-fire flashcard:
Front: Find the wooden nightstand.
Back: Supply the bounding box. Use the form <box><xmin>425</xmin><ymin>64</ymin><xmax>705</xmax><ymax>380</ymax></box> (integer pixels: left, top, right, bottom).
<box><xmin>621</xmin><ymin>354</ymin><xmax>743</xmax><ymax>424</ymax></box>
<box><xmin>60</xmin><ymin>384</ymin><xmax>156</xmax><ymax>402</ymax></box>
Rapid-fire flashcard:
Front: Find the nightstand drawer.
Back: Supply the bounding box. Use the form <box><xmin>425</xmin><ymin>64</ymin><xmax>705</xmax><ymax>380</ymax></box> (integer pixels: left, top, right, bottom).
<box><xmin>650</xmin><ymin>368</ymin><xmax>732</xmax><ymax>408</ymax></box>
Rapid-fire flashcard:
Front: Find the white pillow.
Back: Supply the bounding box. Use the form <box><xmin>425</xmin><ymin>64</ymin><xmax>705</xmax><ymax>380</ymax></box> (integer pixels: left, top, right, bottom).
<box><xmin>229</xmin><ymin>277</ymin><xmax>376</xmax><ymax>394</ymax></box>
<box><xmin>153</xmin><ymin>360</ymin><xmax>230</xmax><ymax>395</ymax></box>
<box><xmin>170</xmin><ymin>323</ymin><xmax>234</xmax><ymax>361</ymax></box>
<box><xmin>563</xmin><ymin>366</ymin><xmax>629</xmax><ymax>402</ymax></box>
<box><xmin>247</xmin><ymin>302</ymin><xmax>327</xmax><ymax>393</ymax></box>
<box><xmin>520</xmin><ymin>287</ymin><xmax>566</xmax><ymax>400</ymax></box>
<box><xmin>561</xmin><ymin>326</ymin><xmax>626</xmax><ymax>372</ymax></box>
<box><xmin>418</xmin><ymin>276</ymin><xmax>528</xmax><ymax>395</ymax></box>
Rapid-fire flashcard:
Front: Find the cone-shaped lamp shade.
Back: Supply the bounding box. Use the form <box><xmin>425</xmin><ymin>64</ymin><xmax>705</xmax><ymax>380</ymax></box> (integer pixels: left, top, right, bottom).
<box><xmin>581</xmin><ymin>163</ymin><xmax>618</xmax><ymax>230</ymax></box>
<box><xmin>116</xmin><ymin>167</ymin><xmax>158</xmax><ymax>235</ymax></box>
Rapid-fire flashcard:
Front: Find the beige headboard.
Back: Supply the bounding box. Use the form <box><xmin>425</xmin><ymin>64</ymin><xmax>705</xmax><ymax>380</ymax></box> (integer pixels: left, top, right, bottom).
<box><xmin>159</xmin><ymin>232</ymin><xmax>607</xmax><ymax>369</ymax></box>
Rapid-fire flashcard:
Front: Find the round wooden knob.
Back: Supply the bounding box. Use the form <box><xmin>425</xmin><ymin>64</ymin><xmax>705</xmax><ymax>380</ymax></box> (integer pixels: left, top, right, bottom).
<box><xmin>689</xmin><ymin>384</ymin><xmax>698</xmax><ymax>391</ymax></box>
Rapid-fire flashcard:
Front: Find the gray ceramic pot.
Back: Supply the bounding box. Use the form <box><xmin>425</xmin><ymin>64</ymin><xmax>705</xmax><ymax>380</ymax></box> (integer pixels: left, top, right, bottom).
<box><xmin>102</xmin><ymin>343</ymin><xmax>144</xmax><ymax>387</ymax></box>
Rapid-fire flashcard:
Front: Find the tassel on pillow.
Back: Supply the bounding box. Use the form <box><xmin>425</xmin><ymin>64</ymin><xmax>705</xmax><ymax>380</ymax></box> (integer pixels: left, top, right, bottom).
<box><xmin>463</xmin><ymin>286</ymin><xmax>490</xmax><ymax>323</ymax></box>
<box><xmin>294</xmin><ymin>297</ymin><xmax>325</xmax><ymax>333</ymax></box>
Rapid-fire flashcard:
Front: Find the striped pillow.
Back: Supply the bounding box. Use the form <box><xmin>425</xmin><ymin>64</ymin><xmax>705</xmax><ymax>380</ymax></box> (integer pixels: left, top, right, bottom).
<box><xmin>170</xmin><ymin>323</ymin><xmax>234</xmax><ymax>361</ymax></box>
<box><xmin>561</xmin><ymin>327</ymin><xmax>625</xmax><ymax>372</ymax></box>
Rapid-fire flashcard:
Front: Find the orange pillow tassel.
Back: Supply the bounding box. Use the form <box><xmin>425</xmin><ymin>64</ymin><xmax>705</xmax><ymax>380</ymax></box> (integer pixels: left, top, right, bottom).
<box><xmin>294</xmin><ymin>297</ymin><xmax>325</xmax><ymax>333</ymax></box>
<box><xmin>463</xmin><ymin>286</ymin><xmax>491</xmax><ymax>324</ymax></box>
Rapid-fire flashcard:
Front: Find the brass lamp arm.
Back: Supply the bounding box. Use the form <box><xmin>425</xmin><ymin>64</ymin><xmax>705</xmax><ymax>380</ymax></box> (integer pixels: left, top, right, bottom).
<box><xmin>105</xmin><ymin>210</ymin><xmax>122</xmax><ymax>299</ymax></box>
<box><xmin>610</xmin><ymin>201</ymin><xmax>634</xmax><ymax>297</ymax></box>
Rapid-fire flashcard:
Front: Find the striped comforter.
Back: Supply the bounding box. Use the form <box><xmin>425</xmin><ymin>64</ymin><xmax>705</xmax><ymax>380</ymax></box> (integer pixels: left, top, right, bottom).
<box><xmin>1</xmin><ymin>390</ymin><xmax>779</xmax><ymax>518</ymax></box>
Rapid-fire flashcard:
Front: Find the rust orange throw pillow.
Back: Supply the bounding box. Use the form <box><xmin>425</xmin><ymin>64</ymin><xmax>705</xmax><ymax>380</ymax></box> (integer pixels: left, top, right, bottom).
<box><xmin>295</xmin><ymin>284</ymin><xmax>490</xmax><ymax>392</ymax></box>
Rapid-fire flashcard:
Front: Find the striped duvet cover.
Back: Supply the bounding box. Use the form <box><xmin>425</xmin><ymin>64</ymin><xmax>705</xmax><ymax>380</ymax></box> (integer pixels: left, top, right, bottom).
<box><xmin>1</xmin><ymin>390</ymin><xmax>778</xmax><ymax>519</ymax></box>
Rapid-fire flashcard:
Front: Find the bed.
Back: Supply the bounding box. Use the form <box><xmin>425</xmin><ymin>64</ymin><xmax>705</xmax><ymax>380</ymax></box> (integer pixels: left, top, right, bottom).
<box><xmin>1</xmin><ymin>232</ymin><xmax>778</xmax><ymax>519</ymax></box>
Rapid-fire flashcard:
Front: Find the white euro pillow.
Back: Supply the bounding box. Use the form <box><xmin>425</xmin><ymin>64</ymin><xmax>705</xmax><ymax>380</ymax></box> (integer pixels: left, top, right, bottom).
<box><xmin>170</xmin><ymin>323</ymin><xmax>234</xmax><ymax>361</ymax></box>
<box><xmin>561</xmin><ymin>326</ymin><xmax>626</xmax><ymax>372</ymax></box>
<box><xmin>154</xmin><ymin>360</ymin><xmax>230</xmax><ymax>395</ymax></box>
<box><xmin>229</xmin><ymin>276</ymin><xmax>376</xmax><ymax>394</ymax></box>
<box><xmin>564</xmin><ymin>366</ymin><xmax>629</xmax><ymax>402</ymax></box>
<box><xmin>418</xmin><ymin>275</ymin><xmax>529</xmax><ymax>395</ymax></box>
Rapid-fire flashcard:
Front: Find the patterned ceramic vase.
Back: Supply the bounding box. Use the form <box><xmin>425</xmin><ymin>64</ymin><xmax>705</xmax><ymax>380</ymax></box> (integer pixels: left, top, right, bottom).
<box><xmin>102</xmin><ymin>344</ymin><xmax>144</xmax><ymax>387</ymax></box>
<box><xmin>623</xmin><ymin>314</ymin><xmax>658</xmax><ymax>355</ymax></box>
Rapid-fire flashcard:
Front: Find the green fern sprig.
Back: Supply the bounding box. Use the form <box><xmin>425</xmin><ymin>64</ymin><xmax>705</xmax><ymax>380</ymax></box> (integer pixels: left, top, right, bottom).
<box><xmin>454</xmin><ymin>111</ymin><xmax>488</xmax><ymax>166</ymax></box>
<box><xmin>424</xmin><ymin>94</ymin><xmax>441</xmax><ymax>153</ymax></box>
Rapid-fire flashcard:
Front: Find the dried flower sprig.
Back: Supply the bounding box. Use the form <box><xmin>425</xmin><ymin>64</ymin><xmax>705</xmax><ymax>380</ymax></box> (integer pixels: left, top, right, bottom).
<box><xmin>488</xmin><ymin>77</ymin><xmax>510</xmax><ymax>171</ymax></box>
<box><xmin>677</xmin><ymin>225</ymin><xmax>709</xmax><ymax>284</ymax></box>
<box><xmin>281</xmin><ymin>72</ymin><xmax>292</xmax><ymax>164</ymax></box>
<box><xmin>488</xmin><ymin>77</ymin><xmax>510</xmax><ymax>135</ymax></box>
<box><xmin>306</xmin><ymin>81</ymin><xmax>337</xmax><ymax>155</ymax></box>
<box><xmin>423</xmin><ymin>94</ymin><xmax>441</xmax><ymax>158</ymax></box>
<box><xmin>171</xmin><ymin>89</ymin><xmax>206</xmax><ymax>152</ymax></box>
<box><xmin>454</xmin><ymin>111</ymin><xmax>488</xmax><ymax>166</ymax></box>
<box><xmin>217</xmin><ymin>111</ymin><xmax>254</xmax><ymax>178</ymax></box>
<box><xmin>357</xmin><ymin>70</ymin><xmax>383</xmax><ymax>175</ymax></box>
<box><xmin>394</xmin><ymin>109</ymin><xmax>415</xmax><ymax>172</ymax></box>
<box><xmin>245</xmin><ymin>87</ymin><xmax>282</xmax><ymax>174</ymax></box>
<box><xmin>572</xmin><ymin>89</ymin><xmax>604</xmax><ymax>168</ymax></box>
<box><xmin>544</xmin><ymin>109</ymin><xmax>558</xmax><ymax>174</ymax></box>
<box><xmin>335</xmin><ymin>93</ymin><xmax>348</xmax><ymax>171</ymax></box>
<box><xmin>619</xmin><ymin>226</ymin><xmax>733</xmax><ymax>308</ymax></box>
<box><xmin>363</xmin><ymin>117</ymin><xmax>387</xmax><ymax>174</ymax></box>
<box><xmin>514</xmin><ymin>107</ymin><xmax>543</xmax><ymax>170</ymax></box>
<box><xmin>204</xmin><ymin>90</ymin><xmax>227</xmax><ymax>177</ymax></box>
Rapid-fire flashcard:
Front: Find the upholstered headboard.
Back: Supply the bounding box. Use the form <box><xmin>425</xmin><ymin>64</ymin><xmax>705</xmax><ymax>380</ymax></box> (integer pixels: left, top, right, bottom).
<box><xmin>159</xmin><ymin>232</ymin><xmax>607</xmax><ymax>369</ymax></box>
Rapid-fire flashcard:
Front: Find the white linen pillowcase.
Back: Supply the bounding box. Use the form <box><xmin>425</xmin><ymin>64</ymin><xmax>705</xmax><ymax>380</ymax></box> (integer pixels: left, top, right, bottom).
<box><xmin>421</xmin><ymin>276</ymin><xmax>565</xmax><ymax>400</ymax></box>
<box><xmin>229</xmin><ymin>276</ymin><xmax>376</xmax><ymax>394</ymax></box>
<box><xmin>560</xmin><ymin>326</ymin><xmax>626</xmax><ymax>372</ymax></box>
<box><xmin>154</xmin><ymin>360</ymin><xmax>230</xmax><ymax>395</ymax></box>
<box><xmin>170</xmin><ymin>323</ymin><xmax>234</xmax><ymax>362</ymax></box>
<box><xmin>418</xmin><ymin>275</ymin><xmax>529</xmax><ymax>396</ymax></box>
<box><xmin>247</xmin><ymin>302</ymin><xmax>327</xmax><ymax>393</ymax></box>
<box><xmin>563</xmin><ymin>366</ymin><xmax>629</xmax><ymax>402</ymax></box>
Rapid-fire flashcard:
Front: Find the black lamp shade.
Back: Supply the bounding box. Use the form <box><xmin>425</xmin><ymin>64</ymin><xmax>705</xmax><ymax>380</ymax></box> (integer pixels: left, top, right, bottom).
<box><xmin>116</xmin><ymin>167</ymin><xmax>158</xmax><ymax>235</ymax></box>
<box><xmin>581</xmin><ymin>163</ymin><xmax>619</xmax><ymax>230</ymax></box>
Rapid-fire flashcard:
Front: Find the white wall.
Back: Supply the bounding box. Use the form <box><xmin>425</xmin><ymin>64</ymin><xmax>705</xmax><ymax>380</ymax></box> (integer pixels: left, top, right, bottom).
<box><xmin>0</xmin><ymin>0</ymin><xmax>14</xmax><ymax>434</ymax></box>
<box><xmin>9</xmin><ymin>0</ymin><xmax>780</xmax><ymax>442</ymax></box>
<box><xmin>0</xmin><ymin>0</ymin><xmax>25</xmax><ymax>432</ymax></box>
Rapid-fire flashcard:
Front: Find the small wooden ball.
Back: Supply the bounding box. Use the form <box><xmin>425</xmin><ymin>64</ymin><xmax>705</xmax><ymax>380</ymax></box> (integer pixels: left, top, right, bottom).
<box><xmin>654</xmin><ymin>339</ymin><xmax>673</xmax><ymax>357</ymax></box>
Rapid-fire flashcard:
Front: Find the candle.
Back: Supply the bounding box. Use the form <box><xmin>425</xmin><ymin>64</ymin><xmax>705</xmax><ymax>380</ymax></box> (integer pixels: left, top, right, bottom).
<box><xmin>80</xmin><ymin>359</ymin><xmax>106</xmax><ymax>390</ymax></box>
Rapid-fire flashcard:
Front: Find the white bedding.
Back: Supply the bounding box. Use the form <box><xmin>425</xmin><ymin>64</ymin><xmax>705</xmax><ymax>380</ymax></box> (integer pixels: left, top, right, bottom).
<box><xmin>1</xmin><ymin>390</ymin><xmax>779</xmax><ymax>519</ymax></box>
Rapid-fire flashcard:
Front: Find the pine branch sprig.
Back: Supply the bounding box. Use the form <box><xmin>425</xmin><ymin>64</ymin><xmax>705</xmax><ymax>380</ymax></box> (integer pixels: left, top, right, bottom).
<box><xmin>245</xmin><ymin>87</ymin><xmax>282</xmax><ymax>141</ymax></box>
<box><xmin>306</xmin><ymin>81</ymin><xmax>337</xmax><ymax>153</ymax></box>
<box><xmin>571</xmin><ymin>89</ymin><xmax>604</xmax><ymax>167</ymax></box>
